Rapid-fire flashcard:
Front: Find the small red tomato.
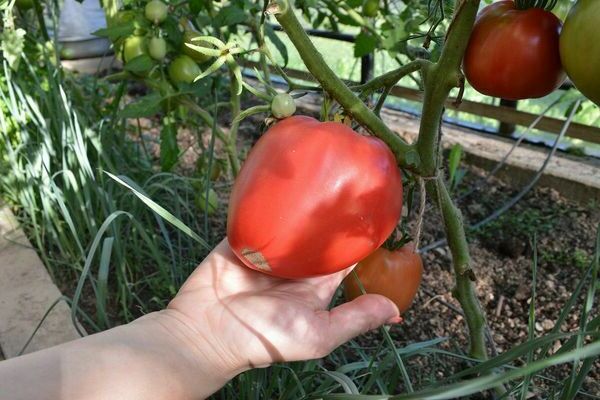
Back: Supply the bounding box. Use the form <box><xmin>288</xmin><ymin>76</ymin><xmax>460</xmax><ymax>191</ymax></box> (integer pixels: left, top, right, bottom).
<box><xmin>463</xmin><ymin>0</ymin><xmax>565</xmax><ymax>100</ymax></box>
<box><xmin>227</xmin><ymin>116</ymin><xmax>403</xmax><ymax>279</ymax></box>
<box><xmin>344</xmin><ymin>245</ymin><xmax>423</xmax><ymax>313</ymax></box>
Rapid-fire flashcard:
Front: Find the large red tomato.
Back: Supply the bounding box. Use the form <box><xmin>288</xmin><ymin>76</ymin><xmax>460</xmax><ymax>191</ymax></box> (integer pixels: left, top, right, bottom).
<box><xmin>227</xmin><ymin>116</ymin><xmax>403</xmax><ymax>279</ymax></box>
<box><xmin>463</xmin><ymin>1</ymin><xmax>565</xmax><ymax>100</ymax></box>
<box><xmin>344</xmin><ymin>245</ymin><xmax>423</xmax><ymax>313</ymax></box>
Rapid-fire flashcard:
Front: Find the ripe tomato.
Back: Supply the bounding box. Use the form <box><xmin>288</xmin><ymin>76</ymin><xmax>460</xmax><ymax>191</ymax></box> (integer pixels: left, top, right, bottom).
<box><xmin>560</xmin><ymin>0</ymin><xmax>600</xmax><ymax>106</ymax></box>
<box><xmin>344</xmin><ymin>245</ymin><xmax>423</xmax><ymax>313</ymax></box>
<box><xmin>271</xmin><ymin>93</ymin><xmax>296</xmax><ymax>119</ymax></box>
<box><xmin>463</xmin><ymin>1</ymin><xmax>565</xmax><ymax>100</ymax></box>
<box><xmin>182</xmin><ymin>30</ymin><xmax>212</xmax><ymax>64</ymax></box>
<box><xmin>123</xmin><ymin>36</ymin><xmax>147</xmax><ymax>63</ymax></box>
<box><xmin>227</xmin><ymin>116</ymin><xmax>403</xmax><ymax>279</ymax></box>
<box><xmin>168</xmin><ymin>55</ymin><xmax>201</xmax><ymax>84</ymax></box>
<box><xmin>145</xmin><ymin>0</ymin><xmax>168</xmax><ymax>24</ymax></box>
<box><xmin>362</xmin><ymin>0</ymin><xmax>379</xmax><ymax>18</ymax></box>
<box><xmin>148</xmin><ymin>37</ymin><xmax>167</xmax><ymax>60</ymax></box>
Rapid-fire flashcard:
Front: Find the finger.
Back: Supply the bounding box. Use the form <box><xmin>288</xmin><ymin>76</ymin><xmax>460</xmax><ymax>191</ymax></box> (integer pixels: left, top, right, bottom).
<box><xmin>300</xmin><ymin>264</ymin><xmax>356</xmax><ymax>307</ymax></box>
<box><xmin>323</xmin><ymin>294</ymin><xmax>400</xmax><ymax>349</ymax></box>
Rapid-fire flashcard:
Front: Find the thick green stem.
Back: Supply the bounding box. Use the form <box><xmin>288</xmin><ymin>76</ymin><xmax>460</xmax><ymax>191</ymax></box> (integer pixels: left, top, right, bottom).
<box><xmin>428</xmin><ymin>178</ymin><xmax>487</xmax><ymax>359</ymax></box>
<box><xmin>415</xmin><ymin>0</ymin><xmax>489</xmax><ymax>361</ymax></box>
<box><xmin>352</xmin><ymin>59</ymin><xmax>432</xmax><ymax>97</ymax></box>
<box><xmin>416</xmin><ymin>0</ymin><xmax>480</xmax><ymax>177</ymax></box>
<box><xmin>270</xmin><ymin>0</ymin><xmax>420</xmax><ymax>170</ymax></box>
<box><xmin>227</xmin><ymin>67</ymin><xmax>242</xmax><ymax>177</ymax></box>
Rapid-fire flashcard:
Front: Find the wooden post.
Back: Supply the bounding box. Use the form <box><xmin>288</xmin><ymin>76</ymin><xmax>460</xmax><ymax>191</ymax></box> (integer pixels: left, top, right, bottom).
<box><xmin>498</xmin><ymin>99</ymin><xmax>517</xmax><ymax>137</ymax></box>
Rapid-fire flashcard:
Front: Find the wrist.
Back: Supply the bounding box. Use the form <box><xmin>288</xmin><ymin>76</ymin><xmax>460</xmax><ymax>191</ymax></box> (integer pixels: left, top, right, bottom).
<box><xmin>130</xmin><ymin>309</ymin><xmax>248</xmax><ymax>398</ymax></box>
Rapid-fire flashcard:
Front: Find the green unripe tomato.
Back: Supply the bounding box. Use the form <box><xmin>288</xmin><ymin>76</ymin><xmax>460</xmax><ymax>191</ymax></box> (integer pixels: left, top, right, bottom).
<box><xmin>123</xmin><ymin>36</ymin><xmax>147</xmax><ymax>63</ymax></box>
<box><xmin>560</xmin><ymin>0</ymin><xmax>600</xmax><ymax>106</ymax></box>
<box><xmin>148</xmin><ymin>37</ymin><xmax>167</xmax><ymax>60</ymax></box>
<box><xmin>110</xmin><ymin>10</ymin><xmax>136</xmax><ymax>27</ymax></box>
<box><xmin>195</xmin><ymin>187</ymin><xmax>219</xmax><ymax>215</ymax></box>
<box><xmin>16</xmin><ymin>0</ymin><xmax>34</xmax><ymax>10</ymax></box>
<box><xmin>168</xmin><ymin>55</ymin><xmax>201</xmax><ymax>84</ymax></box>
<box><xmin>145</xmin><ymin>0</ymin><xmax>168</xmax><ymax>24</ymax></box>
<box><xmin>182</xmin><ymin>30</ymin><xmax>212</xmax><ymax>63</ymax></box>
<box><xmin>362</xmin><ymin>0</ymin><xmax>379</xmax><ymax>18</ymax></box>
<box><xmin>271</xmin><ymin>93</ymin><xmax>296</xmax><ymax>119</ymax></box>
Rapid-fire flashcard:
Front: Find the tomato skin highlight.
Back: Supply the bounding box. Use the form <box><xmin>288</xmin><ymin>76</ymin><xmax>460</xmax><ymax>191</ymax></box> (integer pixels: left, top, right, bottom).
<box><xmin>463</xmin><ymin>0</ymin><xmax>565</xmax><ymax>100</ymax></box>
<box><xmin>344</xmin><ymin>245</ymin><xmax>423</xmax><ymax>313</ymax></box>
<box><xmin>227</xmin><ymin>116</ymin><xmax>403</xmax><ymax>279</ymax></box>
<box><xmin>560</xmin><ymin>0</ymin><xmax>600</xmax><ymax>106</ymax></box>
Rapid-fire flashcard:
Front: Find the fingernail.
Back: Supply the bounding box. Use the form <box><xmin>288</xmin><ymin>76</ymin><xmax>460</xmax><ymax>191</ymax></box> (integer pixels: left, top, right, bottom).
<box><xmin>386</xmin><ymin>316</ymin><xmax>403</xmax><ymax>324</ymax></box>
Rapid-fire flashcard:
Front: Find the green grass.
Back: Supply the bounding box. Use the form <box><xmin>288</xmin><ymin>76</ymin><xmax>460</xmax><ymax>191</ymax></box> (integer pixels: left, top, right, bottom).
<box><xmin>0</xmin><ymin>53</ymin><xmax>215</xmax><ymax>330</ymax></box>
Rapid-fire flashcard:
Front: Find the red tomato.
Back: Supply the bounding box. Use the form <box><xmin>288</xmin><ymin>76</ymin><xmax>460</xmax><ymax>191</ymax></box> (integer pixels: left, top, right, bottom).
<box><xmin>227</xmin><ymin>116</ymin><xmax>403</xmax><ymax>279</ymax></box>
<box><xmin>463</xmin><ymin>1</ymin><xmax>565</xmax><ymax>100</ymax></box>
<box><xmin>344</xmin><ymin>245</ymin><xmax>423</xmax><ymax>313</ymax></box>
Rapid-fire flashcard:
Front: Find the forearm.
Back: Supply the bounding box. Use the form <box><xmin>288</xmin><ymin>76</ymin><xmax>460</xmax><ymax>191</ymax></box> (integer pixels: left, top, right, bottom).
<box><xmin>0</xmin><ymin>311</ymin><xmax>239</xmax><ymax>400</ymax></box>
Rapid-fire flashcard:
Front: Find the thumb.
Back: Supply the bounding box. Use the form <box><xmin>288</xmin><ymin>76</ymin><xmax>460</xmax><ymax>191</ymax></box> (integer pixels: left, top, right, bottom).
<box><xmin>325</xmin><ymin>294</ymin><xmax>400</xmax><ymax>349</ymax></box>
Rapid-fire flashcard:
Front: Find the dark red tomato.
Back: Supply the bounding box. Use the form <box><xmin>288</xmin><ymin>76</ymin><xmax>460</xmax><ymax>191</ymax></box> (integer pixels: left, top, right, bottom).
<box><xmin>343</xmin><ymin>245</ymin><xmax>423</xmax><ymax>313</ymax></box>
<box><xmin>463</xmin><ymin>0</ymin><xmax>565</xmax><ymax>100</ymax></box>
<box><xmin>227</xmin><ymin>116</ymin><xmax>403</xmax><ymax>279</ymax></box>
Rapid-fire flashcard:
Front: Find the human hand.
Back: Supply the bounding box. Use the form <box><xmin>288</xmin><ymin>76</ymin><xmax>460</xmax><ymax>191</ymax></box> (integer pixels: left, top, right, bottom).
<box><xmin>159</xmin><ymin>238</ymin><xmax>400</xmax><ymax>390</ymax></box>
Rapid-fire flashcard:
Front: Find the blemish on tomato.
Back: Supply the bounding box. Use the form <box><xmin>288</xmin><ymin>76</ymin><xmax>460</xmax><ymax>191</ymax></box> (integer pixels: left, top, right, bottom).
<box><xmin>241</xmin><ymin>248</ymin><xmax>272</xmax><ymax>272</ymax></box>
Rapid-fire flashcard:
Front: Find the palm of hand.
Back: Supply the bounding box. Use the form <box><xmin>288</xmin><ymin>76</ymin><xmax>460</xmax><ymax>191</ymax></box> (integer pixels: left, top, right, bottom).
<box><xmin>167</xmin><ymin>239</ymin><xmax>399</xmax><ymax>374</ymax></box>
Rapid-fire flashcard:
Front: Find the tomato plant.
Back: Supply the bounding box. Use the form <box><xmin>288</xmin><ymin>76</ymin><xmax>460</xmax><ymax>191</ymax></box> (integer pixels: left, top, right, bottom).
<box><xmin>144</xmin><ymin>0</ymin><xmax>168</xmax><ymax>24</ymax></box>
<box><xmin>463</xmin><ymin>0</ymin><xmax>565</xmax><ymax>100</ymax></box>
<box><xmin>148</xmin><ymin>36</ymin><xmax>167</xmax><ymax>60</ymax></box>
<box><xmin>227</xmin><ymin>116</ymin><xmax>403</xmax><ymax>279</ymax></box>
<box><xmin>123</xmin><ymin>36</ymin><xmax>147</xmax><ymax>63</ymax></box>
<box><xmin>344</xmin><ymin>244</ymin><xmax>423</xmax><ymax>313</ymax></box>
<box><xmin>271</xmin><ymin>93</ymin><xmax>296</xmax><ymax>119</ymax></box>
<box><xmin>560</xmin><ymin>0</ymin><xmax>600</xmax><ymax>106</ymax></box>
<box><xmin>168</xmin><ymin>55</ymin><xmax>201</xmax><ymax>84</ymax></box>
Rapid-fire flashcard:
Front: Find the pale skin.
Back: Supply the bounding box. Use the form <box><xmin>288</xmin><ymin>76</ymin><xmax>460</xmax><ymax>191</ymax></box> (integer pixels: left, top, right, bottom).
<box><xmin>0</xmin><ymin>239</ymin><xmax>400</xmax><ymax>400</ymax></box>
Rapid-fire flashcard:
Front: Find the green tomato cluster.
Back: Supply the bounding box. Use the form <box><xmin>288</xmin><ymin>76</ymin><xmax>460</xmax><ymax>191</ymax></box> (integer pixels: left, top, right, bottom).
<box><xmin>110</xmin><ymin>1</ymin><xmax>220</xmax><ymax>87</ymax></box>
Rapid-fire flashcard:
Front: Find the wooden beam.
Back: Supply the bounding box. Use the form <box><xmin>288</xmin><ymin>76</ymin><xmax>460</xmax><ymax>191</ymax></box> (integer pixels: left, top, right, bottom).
<box><xmin>245</xmin><ymin>62</ymin><xmax>600</xmax><ymax>145</ymax></box>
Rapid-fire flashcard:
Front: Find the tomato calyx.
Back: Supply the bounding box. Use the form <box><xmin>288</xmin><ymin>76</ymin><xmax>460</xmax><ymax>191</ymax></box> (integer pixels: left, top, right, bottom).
<box><xmin>514</xmin><ymin>0</ymin><xmax>556</xmax><ymax>11</ymax></box>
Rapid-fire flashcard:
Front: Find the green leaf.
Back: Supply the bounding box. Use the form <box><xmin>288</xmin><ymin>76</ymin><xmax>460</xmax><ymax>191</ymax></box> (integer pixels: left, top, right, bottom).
<box><xmin>189</xmin><ymin>0</ymin><xmax>204</xmax><ymax>15</ymax></box>
<box><xmin>381</xmin><ymin>18</ymin><xmax>407</xmax><ymax>51</ymax></box>
<box><xmin>354</xmin><ymin>32</ymin><xmax>377</xmax><ymax>58</ymax></box>
<box><xmin>214</xmin><ymin>5</ymin><xmax>247</xmax><ymax>27</ymax></box>
<box><xmin>92</xmin><ymin>23</ymin><xmax>134</xmax><ymax>41</ymax></box>
<box><xmin>265</xmin><ymin>25</ymin><xmax>289</xmax><ymax>67</ymax></box>
<box><xmin>160</xmin><ymin>116</ymin><xmax>179</xmax><ymax>172</ymax></box>
<box><xmin>118</xmin><ymin>93</ymin><xmax>162</xmax><ymax>118</ymax></box>
<box><xmin>123</xmin><ymin>54</ymin><xmax>154</xmax><ymax>73</ymax></box>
